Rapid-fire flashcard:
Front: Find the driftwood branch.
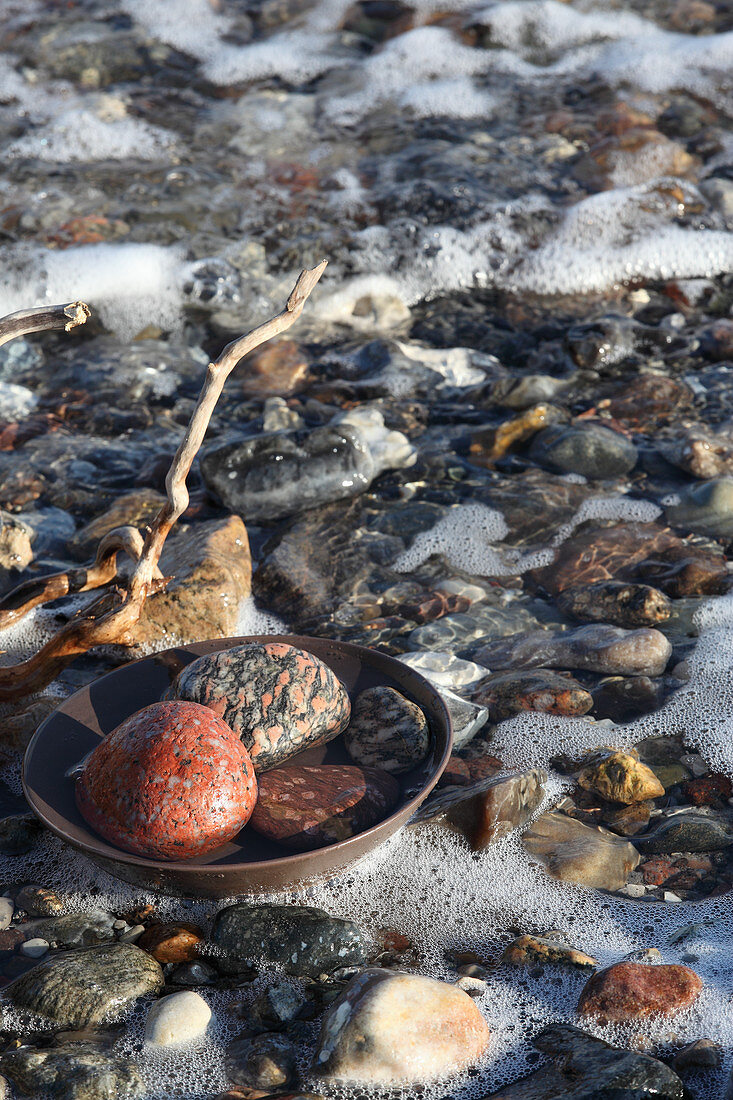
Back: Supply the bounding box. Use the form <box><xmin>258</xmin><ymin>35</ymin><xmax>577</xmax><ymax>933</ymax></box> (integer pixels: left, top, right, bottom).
<box><xmin>0</xmin><ymin>302</ymin><xmax>90</xmax><ymax>348</ymax></box>
<box><xmin>0</xmin><ymin>263</ymin><xmax>327</xmax><ymax>701</ymax></box>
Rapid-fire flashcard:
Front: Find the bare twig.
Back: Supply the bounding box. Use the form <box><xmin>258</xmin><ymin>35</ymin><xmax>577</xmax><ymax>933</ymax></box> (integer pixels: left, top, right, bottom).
<box><xmin>0</xmin><ymin>302</ymin><xmax>90</xmax><ymax>348</ymax></box>
<box><xmin>0</xmin><ymin>262</ymin><xmax>327</xmax><ymax>700</ymax></box>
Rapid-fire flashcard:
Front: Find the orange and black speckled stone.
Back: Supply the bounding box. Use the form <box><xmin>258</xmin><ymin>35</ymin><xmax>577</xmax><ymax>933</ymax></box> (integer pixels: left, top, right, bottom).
<box><xmin>75</xmin><ymin>701</ymin><xmax>257</xmax><ymax>861</ymax></box>
<box><xmin>250</xmin><ymin>763</ymin><xmax>400</xmax><ymax>850</ymax></box>
<box><xmin>170</xmin><ymin>642</ymin><xmax>351</xmax><ymax>773</ymax></box>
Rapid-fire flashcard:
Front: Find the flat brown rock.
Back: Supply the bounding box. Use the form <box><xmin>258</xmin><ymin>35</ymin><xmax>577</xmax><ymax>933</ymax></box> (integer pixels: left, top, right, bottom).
<box><xmin>68</xmin><ymin>488</ymin><xmax>166</xmax><ymax>561</ymax></box>
<box><xmin>578</xmin><ymin>962</ymin><xmax>703</xmax><ymax>1022</ymax></box>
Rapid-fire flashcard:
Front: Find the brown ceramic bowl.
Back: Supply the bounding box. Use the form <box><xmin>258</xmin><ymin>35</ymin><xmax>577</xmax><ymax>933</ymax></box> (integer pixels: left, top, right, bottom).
<box><xmin>22</xmin><ymin>635</ymin><xmax>452</xmax><ymax>898</ymax></box>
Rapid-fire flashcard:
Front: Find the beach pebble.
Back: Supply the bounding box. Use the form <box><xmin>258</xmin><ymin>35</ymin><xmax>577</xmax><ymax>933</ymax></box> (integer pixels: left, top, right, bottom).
<box><xmin>250</xmin><ymin>764</ymin><xmax>400</xmax><ymax>850</ymax></box>
<box><xmin>578</xmin><ymin>751</ymin><xmax>665</xmax><ymax>804</ymax></box>
<box><xmin>523</xmin><ymin>811</ymin><xmax>640</xmax><ymax>891</ymax></box>
<box><xmin>75</xmin><ymin>700</ymin><xmax>257</xmax><ymax>861</ymax></box>
<box><xmin>137</xmin><ymin>922</ymin><xmax>203</xmax><ymax>964</ymax></box>
<box><xmin>145</xmin><ymin>991</ymin><xmax>212</xmax><ymax>1046</ymax></box>
<box><xmin>226</xmin><ymin>1032</ymin><xmax>298</xmax><ymax>1090</ymax></box>
<box><xmin>212</xmin><ymin>904</ymin><xmax>370</xmax><ymax>978</ymax></box>
<box><xmin>15</xmin><ymin>884</ymin><xmax>63</xmax><ymax>917</ymax></box>
<box><xmin>472</xmin><ymin>669</ymin><xmax>593</xmax><ymax>721</ymax></box>
<box><xmin>20</xmin><ymin>938</ymin><xmax>49</xmax><ymax>958</ymax></box>
<box><xmin>343</xmin><ymin>686</ymin><xmax>430</xmax><ymax>774</ymax></box>
<box><xmin>470</xmin><ymin>624</ymin><xmax>672</xmax><ymax>677</ymax></box>
<box><xmin>313</xmin><ymin>968</ymin><xmax>490</xmax><ymax>1084</ymax></box>
<box><xmin>6</xmin><ymin>943</ymin><xmax>163</xmax><ymax>1026</ymax></box>
<box><xmin>413</xmin><ymin>769</ymin><xmax>547</xmax><ymax>850</ymax></box>
<box><xmin>0</xmin><ymin>897</ymin><xmax>13</xmax><ymax>930</ymax></box>
<box><xmin>502</xmin><ymin>930</ymin><xmax>597</xmax><ymax>970</ymax></box>
<box><xmin>170</xmin><ymin>642</ymin><xmax>350</xmax><ymax>772</ymax></box>
<box><xmin>530</xmin><ymin>423</ymin><xmax>638</xmax><ymax>479</ymax></box>
<box><xmin>578</xmin><ymin>962</ymin><xmax>703</xmax><ymax>1022</ymax></box>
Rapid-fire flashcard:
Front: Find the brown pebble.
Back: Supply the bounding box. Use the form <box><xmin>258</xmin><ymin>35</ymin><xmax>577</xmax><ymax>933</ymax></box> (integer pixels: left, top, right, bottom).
<box><xmin>137</xmin><ymin>922</ymin><xmax>204</xmax><ymax>964</ymax></box>
<box><xmin>578</xmin><ymin>962</ymin><xmax>703</xmax><ymax>1022</ymax></box>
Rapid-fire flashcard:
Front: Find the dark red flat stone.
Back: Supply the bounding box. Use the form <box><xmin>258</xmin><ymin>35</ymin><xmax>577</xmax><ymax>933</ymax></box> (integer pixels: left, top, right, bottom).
<box><xmin>76</xmin><ymin>701</ymin><xmax>258</xmax><ymax>861</ymax></box>
<box><xmin>249</xmin><ymin>764</ymin><xmax>400</xmax><ymax>851</ymax></box>
<box><xmin>170</xmin><ymin>642</ymin><xmax>351</xmax><ymax>772</ymax></box>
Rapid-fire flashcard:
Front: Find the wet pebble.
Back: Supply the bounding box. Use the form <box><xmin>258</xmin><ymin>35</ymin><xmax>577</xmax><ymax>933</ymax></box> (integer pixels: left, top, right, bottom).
<box><xmin>578</xmin><ymin>751</ymin><xmax>665</xmax><ymax>804</ymax></box>
<box><xmin>413</xmin><ymin>769</ymin><xmax>547</xmax><ymax>850</ymax></box>
<box><xmin>471</xmin><ymin>669</ymin><xmax>593</xmax><ymax>721</ymax></box>
<box><xmin>0</xmin><ymin>1040</ymin><xmax>144</xmax><ymax>1100</ymax></box>
<box><xmin>557</xmin><ymin>581</ymin><xmax>672</xmax><ymax>628</ymax></box>
<box><xmin>6</xmin><ymin>943</ymin><xmax>163</xmax><ymax>1026</ymax></box>
<box><xmin>578</xmin><ymin>961</ymin><xmax>703</xmax><ymax>1022</ymax></box>
<box><xmin>636</xmin><ymin>809</ymin><xmax>733</xmax><ymax>853</ymax></box>
<box><xmin>343</xmin><ymin>686</ymin><xmax>430</xmax><ymax>774</ymax></box>
<box><xmin>469</xmin><ymin>624</ymin><xmax>672</xmax><ymax>677</ymax></box>
<box><xmin>665</xmin><ymin>477</ymin><xmax>733</xmax><ymax>537</ymax></box>
<box><xmin>15</xmin><ymin>884</ymin><xmax>63</xmax><ymax>917</ymax></box>
<box><xmin>313</xmin><ymin>968</ymin><xmax>490</xmax><ymax>1085</ymax></box>
<box><xmin>522</xmin><ymin>810</ymin><xmax>641</xmax><ymax>891</ymax></box>
<box><xmin>211</xmin><ymin>904</ymin><xmax>370</xmax><ymax>978</ymax></box>
<box><xmin>502</xmin><ymin>930</ymin><xmax>597</xmax><ymax>970</ymax></box>
<box><xmin>226</xmin><ymin>1032</ymin><xmax>299</xmax><ymax>1090</ymax></box>
<box><xmin>170</xmin><ymin>642</ymin><xmax>350</xmax><ymax>773</ymax></box>
<box><xmin>530</xmin><ymin>423</ymin><xmax>637</xmax><ymax>478</ymax></box>
<box><xmin>249</xmin><ymin>978</ymin><xmax>307</xmax><ymax>1031</ymax></box>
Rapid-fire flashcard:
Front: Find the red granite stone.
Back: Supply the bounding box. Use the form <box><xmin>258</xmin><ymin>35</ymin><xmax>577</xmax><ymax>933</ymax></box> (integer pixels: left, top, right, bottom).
<box><xmin>76</xmin><ymin>701</ymin><xmax>258</xmax><ymax>861</ymax></box>
<box><xmin>578</xmin><ymin>962</ymin><xmax>703</xmax><ymax>1022</ymax></box>
<box><xmin>249</xmin><ymin>764</ymin><xmax>400</xmax><ymax>851</ymax></box>
<box><xmin>641</xmin><ymin>857</ymin><xmax>674</xmax><ymax>885</ymax></box>
<box><xmin>438</xmin><ymin>755</ymin><xmax>472</xmax><ymax>787</ymax></box>
<box><xmin>681</xmin><ymin>773</ymin><xmax>733</xmax><ymax>805</ymax></box>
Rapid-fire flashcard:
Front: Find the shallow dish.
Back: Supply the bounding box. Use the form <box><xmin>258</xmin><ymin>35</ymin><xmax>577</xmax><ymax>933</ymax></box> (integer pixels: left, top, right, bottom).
<box><xmin>22</xmin><ymin>635</ymin><xmax>452</xmax><ymax>898</ymax></box>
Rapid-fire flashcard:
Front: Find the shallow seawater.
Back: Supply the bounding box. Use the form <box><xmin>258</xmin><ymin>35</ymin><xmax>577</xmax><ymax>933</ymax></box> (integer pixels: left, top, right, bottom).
<box><xmin>0</xmin><ymin>0</ymin><xmax>732</xmax><ymax>1095</ymax></box>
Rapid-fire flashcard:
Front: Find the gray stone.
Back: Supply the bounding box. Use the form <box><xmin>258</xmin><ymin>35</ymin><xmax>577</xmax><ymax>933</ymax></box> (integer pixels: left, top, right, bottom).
<box><xmin>211</xmin><ymin>904</ymin><xmax>371</xmax><ymax>978</ymax></box>
<box><xmin>21</xmin><ymin>911</ymin><xmax>116</xmax><ymax>949</ymax></box>
<box><xmin>636</xmin><ymin>809</ymin><xmax>733</xmax><ymax>854</ymax></box>
<box><xmin>0</xmin><ymin>897</ymin><xmax>13</xmax><ymax>930</ymax></box>
<box><xmin>6</xmin><ymin>944</ymin><xmax>163</xmax><ymax>1026</ymax></box>
<box><xmin>0</xmin><ymin>814</ymin><xmax>43</xmax><ymax>855</ymax></box>
<box><xmin>469</xmin><ymin>625</ymin><xmax>672</xmax><ymax>677</ymax></box>
<box><xmin>343</xmin><ymin>686</ymin><xmax>430</xmax><ymax>774</ymax></box>
<box><xmin>439</xmin><ymin>687</ymin><xmax>489</xmax><ymax>750</ymax></box>
<box><xmin>530</xmin><ymin>424</ymin><xmax>637</xmax><ymax>479</ymax></box>
<box><xmin>0</xmin><ymin>1040</ymin><xmax>144</xmax><ymax>1100</ymax></box>
<box><xmin>226</xmin><ymin>1032</ymin><xmax>298</xmax><ymax>1090</ymax></box>
<box><xmin>522</xmin><ymin>811</ymin><xmax>641</xmax><ymax>891</ymax></box>
<box><xmin>250</xmin><ymin>977</ymin><xmax>308</xmax><ymax>1030</ymax></box>
<box><xmin>701</xmin><ymin>177</ymin><xmax>733</xmax><ymax>219</ymax></box>
<box><xmin>485</xmin><ymin>1024</ymin><xmax>686</xmax><ymax>1098</ymax></box>
<box><xmin>665</xmin><ymin>478</ymin><xmax>733</xmax><ymax>537</ymax></box>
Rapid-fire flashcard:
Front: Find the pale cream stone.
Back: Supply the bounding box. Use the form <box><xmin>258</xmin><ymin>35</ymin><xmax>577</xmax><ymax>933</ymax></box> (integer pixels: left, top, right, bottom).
<box><xmin>144</xmin><ymin>991</ymin><xmax>212</xmax><ymax>1047</ymax></box>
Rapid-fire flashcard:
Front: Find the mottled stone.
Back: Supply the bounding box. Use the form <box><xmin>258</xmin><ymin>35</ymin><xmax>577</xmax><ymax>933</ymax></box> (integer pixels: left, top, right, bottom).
<box><xmin>15</xmin><ymin>884</ymin><xmax>63</xmax><ymax>917</ymax></box>
<box><xmin>557</xmin><ymin>582</ymin><xmax>671</xmax><ymax>628</ymax></box>
<box><xmin>530</xmin><ymin>423</ymin><xmax>637</xmax><ymax>479</ymax></box>
<box><xmin>212</xmin><ymin>904</ymin><xmax>370</xmax><ymax>978</ymax></box>
<box><xmin>659</xmin><ymin>427</ymin><xmax>733</xmax><ymax>480</ymax></box>
<box><xmin>471</xmin><ymin>669</ymin><xmax>593</xmax><ymax>722</ymax></box>
<box><xmin>635</xmin><ymin>809</ymin><xmax>733</xmax><ymax>853</ymax></box>
<box><xmin>681</xmin><ymin>772</ymin><xmax>733</xmax><ymax>805</ymax></box>
<box><xmin>239</xmin><ymin>338</ymin><xmax>309</xmax><ymax>398</ymax></box>
<box><xmin>76</xmin><ymin>701</ymin><xmax>257</xmax><ymax>861</ymax></box>
<box><xmin>486</xmin><ymin>1024</ymin><xmax>686</xmax><ymax>1099</ymax></box>
<box><xmin>145</xmin><ymin>991</ymin><xmax>212</xmax><ymax>1046</ymax></box>
<box><xmin>470</xmin><ymin>625</ymin><xmax>671</xmax><ymax>677</ymax></box>
<box><xmin>137</xmin><ymin>922</ymin><xmax>203</xmax><ymax>963</ymax></box>
<box><xmin>578</xmin><ymin>751</ymin><xmax>665</xmax><ymax>804</ymax></box>
<box><xmin>171</xmin><ymin>642</ymin><xmax>350</xmax><ymax>773</ymax></box>
<box><xmin>250</xmin><ymin>978</ymin><xmax>307</xmax><ymax>1031</ymax></box>
<box><xmin>412</xmin><ymin>769</ymin><xmax>547</xmax><ymax>850</ymax></box>
<box><xmin>226</xmin><ymin>1033</ymin><xmax>298</xmax><ymax>1090</ymax></box>
<box><xmin>313</xmin><ymin>968</ymin><xmax>490</xmax><ymax>1084</ymax></box>
<box><xmin>22</xmin><ymin>911</ymin><xmax>116</xmax><ymax>949</ymax></box>
<box><xmin>600</xmin><ymin>800</ymin><xmax>653</xmax><ymax>837</ymax></box>
<box><xmin>0</xmin><ymin>1040</ymin><xmax>144</xmax><ymax>1100</ymax></box>
<box><xmin>250</xmin><ymin>764</ymin><xmax>400</xmax><ymax>850</ymax></box>
<box><xmin>343</xmin><ymin>686</ymin><xmax>429</xmax><ymax>774</ymax></box>
<box><xmin>502</xmin><ymin>931</ymin><xmax>597</xmax><ymax>969</ymax></box>
<box><xmin>7</xmin><ymin>944</ymin><xmax>163</xmax><ymax>1026</ymax></box>
<box><xmin>523</xmin><ymin>811</ymin><xmax>641</xmax><ymax>890</ymax></box>
<box><xmin>578</xmin><ymin>962</ymin><xmax>703</xmax><ymax>1022</ymax></box>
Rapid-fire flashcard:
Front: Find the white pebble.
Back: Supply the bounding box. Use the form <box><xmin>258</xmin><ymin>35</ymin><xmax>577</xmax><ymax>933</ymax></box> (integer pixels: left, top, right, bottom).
<box><xmin>20</xmin><ymin>938</ymin><xmax>49</xmax><ymax>958</ymax></box>
<box><xmin>0</xmin><ymin>897</ymin><xmax>14</xmax><ymax>930</ymax></box>
<box><xmin>456</xmin><ymin>975</ymin><xmax>488</xmax><ymax>996</ymax></box>
<box><xmin>664</xmin><ymin>891</ymin><xmax>683</xmax><ymax>903</ymax></box>
<box><xmin>144</xmin><ymin>991</ymin><xmax>212</xmax><ymax>1047</ymax></box>
<box><xmin>623</xmin><ymin>884</ymin><xmax>647</xmax><ymax>898</ymax></box>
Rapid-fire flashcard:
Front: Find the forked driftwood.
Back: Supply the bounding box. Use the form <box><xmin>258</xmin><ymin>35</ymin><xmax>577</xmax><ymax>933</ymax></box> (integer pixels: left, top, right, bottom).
<box><xmin>0</xmin><ymin>262</ymin><xmax>328</xmax><ymax>701</ymax></box>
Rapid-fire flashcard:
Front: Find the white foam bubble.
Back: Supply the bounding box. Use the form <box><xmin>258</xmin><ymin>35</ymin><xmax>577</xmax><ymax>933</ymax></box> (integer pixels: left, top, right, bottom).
<box><xmin>6</xmin><ymin>108</ymin><xmax>176</xmax><ymax>163</ymax></box>
<box><xmin>0</xmin><ymin>243</ymin><xmax>190</xmax><ymax>340</ymax></box>
<box><xmin>393</xmin><ymin>503</ymin><xmax>512</xmax><ymax>576</ymax></box>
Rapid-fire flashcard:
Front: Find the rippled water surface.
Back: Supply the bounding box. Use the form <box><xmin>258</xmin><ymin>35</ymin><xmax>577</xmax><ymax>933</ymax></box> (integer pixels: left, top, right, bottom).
<box><xmin>0</xmin><ymin>0</ymin><xmax>733</xmax><ymax>1096</ymax></box>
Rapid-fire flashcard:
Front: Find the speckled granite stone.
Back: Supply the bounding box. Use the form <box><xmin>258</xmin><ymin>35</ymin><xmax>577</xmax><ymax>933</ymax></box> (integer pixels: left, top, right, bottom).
<box><xmin>250</xmin><ymin>764</ymin><xmax>400</xmax><ymax>850</ymax></box>
<box><xmin>343</xmin><ymin>686</ymin><xmax>430</xmax><ymax>774</ymax></box>
<box><xmin>76</xmin><ymin>701</ymin><xmax>257</xmax><ymax>861</ymax></box>
<box><xmin>170</xmin><ymin>642</ymin><xmax>351</xmax><ymax>772</ymax></box>
<box><xmin>6</xmin><ymin>943</ymin><xmax>163</xmax><ymax>1026</ymax></box>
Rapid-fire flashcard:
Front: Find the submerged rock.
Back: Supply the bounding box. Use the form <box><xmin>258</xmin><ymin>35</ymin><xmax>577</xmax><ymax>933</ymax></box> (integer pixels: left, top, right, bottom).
<box><xmin>471</xmin><ymin>669</ymin><xmax>593</xmax><ymax>721</ymax></box>
<box><xmin>170</xmin><ymin>642</ymin><xmax>350</xmax><ymax>773</ymax></box>
<box><xmin>578</xmin><ymin>961</ymin><xmax>703</xmax><ymax>1022</ymax></box>
<box><xmin>522</xmin><ymin>811</ymin><xmax>641</xmax><ymax>890</ymax></box>
<box><xmin>470</xmin><ymin>625</ymin><xmax>672</xmax><ymax>677</ymax></box>
<box><xmin>211</xmin><ymin>904</ymin><xmax>370</xmax><ymax>978</ymax></box>
<box><xmin>413</xmin><ymin>769</ymin><xmax>547</xmax><ymax>849</ymax></box>
<box><xmin>530</xmin><ymin>423</ymin><xmax>637</xmax><ymax>479</ymax></box>
<box><xmin>250</xmin><ymin>763</ymin><xmax>400</xmax><ymax>850</ymax></box>
<box><xmin>635</xmin><ymin>809</ymin><xmax>733</xmax><ymax>853</ymax></box>
<box><xmin>557</xmin><ymin>581</ymin><xmax>672</xmax><ymax>628</ymax></box>
<box><xmin>313</xmin><ymin>968</ymin><xmax>490</xmax><ymax>1084</ymax></box>
<box><xmin>226</xmin><ymin>1032</ymin><xmax>299</xmax><ymax>1090</ymax></box>
<box><xmin>343</xmin><ymin>686</ymin><xmax>430</xmax><ymax>773</ymax></box>
<box><xmin>6</xmin><ymin>943</ymin><xmax>163</xmax><ymax>1026</ymax></box>
<box><xmin>665</xmin><ymin>478</ymin><xmax>733</xmax><ymax>537</ymax></box>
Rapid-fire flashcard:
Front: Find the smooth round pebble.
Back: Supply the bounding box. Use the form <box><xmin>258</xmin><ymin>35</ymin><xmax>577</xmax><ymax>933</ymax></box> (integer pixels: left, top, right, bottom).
<box><xmin>75</xmin><ymin>701</ymin><xmax>257</xmax><ymax>861</ymax></box>
<box><xmin>343</xmin><ymin>686</ymin><xmax>430</xmax><ymax>774</ymax></box>
<box><xmin>145</xmin><ymin>990</ymin><xmax>213</xmax><ymax>1046</ymax></box>
<box><xmin>170</xmin><ymin>642</ymin><xmax>351</xmax><ymax>772</ymax></box>
<box><xmin>20</xmin><ymin>938</ymin><xmax>48</xmax><ymax>959</ymax></box>
<box><xmin>0</xmin><ymin>897</ymin><xmax>13</xmax><ymax>930</ymax></box>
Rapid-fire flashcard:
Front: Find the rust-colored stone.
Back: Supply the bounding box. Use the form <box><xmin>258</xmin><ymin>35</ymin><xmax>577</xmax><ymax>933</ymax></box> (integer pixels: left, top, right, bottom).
<box><xmin>137</xmin><ymin>922</ymin><xmax>204</xmax><ymax>963</ymax></box>
<box><xmin>239</xmin><ymin>338</ymin><xmax>310</xmax><ymax>398</ymax></box>
<box><xmin>641</xmin><ymin>857</ymin><xmax>675</xmax><ymax>885</ymax></box>
<box><xmin>578</xmin><ymin>962</ymin><xmax>703</xmax><ymax>1022</ymax></box>
<box><xmin>681</xmin><ymin>773</ymin><xmax>733</xmax><ymax>806</ymax></box>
